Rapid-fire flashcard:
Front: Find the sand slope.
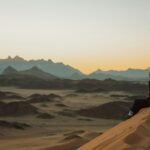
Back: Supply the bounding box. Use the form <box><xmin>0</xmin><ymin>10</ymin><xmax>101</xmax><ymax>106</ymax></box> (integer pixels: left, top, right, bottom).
<box><xmin>78</xmin><ymin>108</ymin><xmax>150</xmax><ymax>150</ymax></box>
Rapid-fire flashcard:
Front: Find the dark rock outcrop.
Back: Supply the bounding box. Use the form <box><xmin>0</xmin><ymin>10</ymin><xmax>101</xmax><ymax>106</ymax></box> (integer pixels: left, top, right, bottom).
<box><xmin>0</xmin><ymin>101</ymin><xmax>38</xmax><ymax>116</ymax></box>
<box><xmin>0</xmin><ymin>120</ymin><xmax>30</xmax><ymax>130</ymax></box>
<box><xmin>0</xmin><ymin>91</ymin><xmax>24</xmax><ymax>100</ymax></box>
<box><xmin>77</xmin><ymin>101</ymin><xmax>133</xmax><ymax>120</ymax></box>
<box><xmin>27</xmin><ymin>93</ymin><xmax>62</xmax><ymax>103</ymax></box>
<box><xmin>37</xmin><ymin>113</ymin><xmax>54</xmax><ymax>119</ymax></box>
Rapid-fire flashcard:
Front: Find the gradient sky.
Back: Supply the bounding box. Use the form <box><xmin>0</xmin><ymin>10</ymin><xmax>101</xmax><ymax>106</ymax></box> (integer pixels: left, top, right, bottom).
<box><xmin>0</xmin><ymin>0</ymin><xmax>150</xmax><ymax>73</ymax></box>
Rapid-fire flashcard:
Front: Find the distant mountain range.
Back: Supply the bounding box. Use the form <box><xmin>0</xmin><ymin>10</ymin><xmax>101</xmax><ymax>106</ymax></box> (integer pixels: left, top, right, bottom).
<box><xmin>0</xmin><ymin>56</ymin><xmax>149</xmax><ymax>81</ymax></box>
<box><xmin>88</xmin><ymin>69</ymin><xmax>149</xmax><ymax>81</ymax></box>
<box><xmin>3</xmin><ymin>66</ymin><xmax>57</xmax><ymax>80</ymax></box>
<box><xmin>0</xmin><ymin>56</ymin><xmax>83</xmax><ymax>79</ymax></box>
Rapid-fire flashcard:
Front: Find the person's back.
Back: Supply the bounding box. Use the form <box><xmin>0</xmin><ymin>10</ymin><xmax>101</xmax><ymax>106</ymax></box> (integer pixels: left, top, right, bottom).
<box><xmin>128</xmin><ymin>98</ymin><xmax>150</xmax><ymax>117</ymax></box>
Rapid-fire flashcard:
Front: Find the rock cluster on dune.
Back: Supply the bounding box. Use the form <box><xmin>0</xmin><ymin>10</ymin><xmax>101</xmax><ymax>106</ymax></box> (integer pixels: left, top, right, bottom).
<box><xmin>78</xmin><ymin>108</ymin><xmax>150</xmax><ymax>150</ymax></box>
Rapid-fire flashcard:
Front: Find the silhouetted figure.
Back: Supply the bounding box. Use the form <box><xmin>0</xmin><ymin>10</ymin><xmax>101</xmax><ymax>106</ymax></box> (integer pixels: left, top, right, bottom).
<box><xmin>128</xmin><ymin>72</ymin><xmax>150</xmax><ymax>118</ymax></box>
<box><xmin>149</xmin><ymin>75</ymin><xmax>150</xmax><ymax>99</ymax></box>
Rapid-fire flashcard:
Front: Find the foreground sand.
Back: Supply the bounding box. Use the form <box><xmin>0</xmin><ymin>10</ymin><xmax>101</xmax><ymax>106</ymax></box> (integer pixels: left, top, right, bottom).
<box><xmin>1</xmin><ymin>108</ymin><xmax>149</xmax><ymax>150</ymax></box>
<box><xmin>78</xmin><ymin>108</ymin><xmax>150</xmax><ymax>150</ymax></box>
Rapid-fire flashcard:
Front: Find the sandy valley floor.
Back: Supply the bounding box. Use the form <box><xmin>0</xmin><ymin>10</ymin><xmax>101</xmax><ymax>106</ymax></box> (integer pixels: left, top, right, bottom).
<box><xmin>0</xmin><ymin>87</ymin><xmax>134</xmax><ymax>150</ymax></box>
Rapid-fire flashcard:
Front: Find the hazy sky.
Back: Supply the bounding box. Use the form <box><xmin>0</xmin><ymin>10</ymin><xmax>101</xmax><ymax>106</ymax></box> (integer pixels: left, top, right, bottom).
<box><xmin>0</xmin><ymin>0</ymin><xmax>150</xmax><ymax>73</ymax></box>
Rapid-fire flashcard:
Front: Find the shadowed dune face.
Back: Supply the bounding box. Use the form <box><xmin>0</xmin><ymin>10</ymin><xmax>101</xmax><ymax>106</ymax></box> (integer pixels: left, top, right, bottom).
<box><xmin>27</xmin><ymin>93</ymin><xmax>62</xmax><ymax>103</ymax></box>
<box><xmin>0</xmin><ymin>120</ymin><xmax>30</xmax><ymax>130</ymax></box>
<box><xmin>124</xmin><ymin>118</ymin><xmax>150</xmax><ymax>146</ymax></box>
<box><xmin>77</xmin><ymin>101</ymin><xmax>133</xmax><ymax>120</ymax></box>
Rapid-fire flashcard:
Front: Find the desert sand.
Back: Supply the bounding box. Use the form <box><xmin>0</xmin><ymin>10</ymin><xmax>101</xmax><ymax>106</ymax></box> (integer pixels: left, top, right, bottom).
<box><xmin>78</xmin><ymin>108</ymin><xmax>150</xmax><ymax>150</ymax></box>
<box><xmin>0</xmin><ymin>87</ymin><xmax>123</xmax><ymax>150</ymax></box>
<box><xmin>0</xmin><ymin>86</ymin><xmax>147</xmax><ymax>150</ymax></box>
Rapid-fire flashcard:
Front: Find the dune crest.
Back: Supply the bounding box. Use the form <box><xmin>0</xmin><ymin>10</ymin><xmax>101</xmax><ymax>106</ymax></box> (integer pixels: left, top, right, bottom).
<box><xmin>78</xmin><ymin>108</ymin><xmax>150</xmax><ymax>150</ymax></box>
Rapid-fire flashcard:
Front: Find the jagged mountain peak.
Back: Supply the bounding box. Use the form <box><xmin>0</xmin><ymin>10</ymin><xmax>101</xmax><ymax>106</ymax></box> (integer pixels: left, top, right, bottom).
<box><xmin>21</xmin><ymin>66</ymin><xmax>58</xmax><ymax>79</ymax></box>
<box><xmin>0</xmin><ymin>56</ymin><xmax>82</xmax><ymax>78</ymax></box>
<box><xmin>14</xmin><ymin>56</ymin><xmax>24</xmax><ymax>61</ymax></box>
<box><xmin>2</xmin><ymin>66</ymin><xmax>18</xmax><ymax>75</ymax></box>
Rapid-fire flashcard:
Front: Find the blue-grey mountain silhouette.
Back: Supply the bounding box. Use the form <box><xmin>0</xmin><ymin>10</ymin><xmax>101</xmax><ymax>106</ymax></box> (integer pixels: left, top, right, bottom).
<box><xmin>0</xmin><ymin>56</ymin><xmax>149</xmax><ymax>81</ymax></box>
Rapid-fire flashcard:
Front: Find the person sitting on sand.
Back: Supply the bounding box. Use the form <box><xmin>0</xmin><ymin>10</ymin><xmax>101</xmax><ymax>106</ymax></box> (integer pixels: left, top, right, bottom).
<box><xmin>128</xmin><ymin>72</ymin><xmax>150</xmax><ymax>118</ymax></box>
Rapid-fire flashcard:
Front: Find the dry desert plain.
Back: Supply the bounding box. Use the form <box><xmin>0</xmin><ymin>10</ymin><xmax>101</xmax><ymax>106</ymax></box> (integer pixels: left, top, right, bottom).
<box><xmin>0</xmin><ymin>86</ymin><xmax>143</xmax><ymax>150</ymax></box>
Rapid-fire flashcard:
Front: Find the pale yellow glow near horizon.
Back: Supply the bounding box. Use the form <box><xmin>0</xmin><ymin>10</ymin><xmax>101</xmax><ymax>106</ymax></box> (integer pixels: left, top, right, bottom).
<box><xmin>0</xmin><ymin>0</ymin><xmax>150</xmax><ymax>74</ymax></box>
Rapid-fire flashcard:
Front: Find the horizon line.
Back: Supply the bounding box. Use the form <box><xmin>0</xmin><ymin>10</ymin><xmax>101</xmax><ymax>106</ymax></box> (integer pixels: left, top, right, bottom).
<box><xmin>0</xmin><ymin>55</ymin><xmax>149</xmax><ymax>75</ymax></box>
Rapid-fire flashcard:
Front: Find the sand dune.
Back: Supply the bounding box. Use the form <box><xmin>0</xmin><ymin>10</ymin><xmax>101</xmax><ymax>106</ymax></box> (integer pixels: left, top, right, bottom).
<box><xmin>77</xmin><ymin>101</ymin><xmax>133</xmax><ymax>120</ymax></box>
<box><xmin>78</xmin><ymin>108</ymin><xmax>150</xmax><ymax>150</ymax></box>
<box><xmin>43</xmin><ymin>138</ymin><xmax>86</xmax><ymax>150</ymax></box>
<box><xmin>0</xmin><ymin>87</ymin><xmax>145</xmax><ymax>150</ymax></box>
